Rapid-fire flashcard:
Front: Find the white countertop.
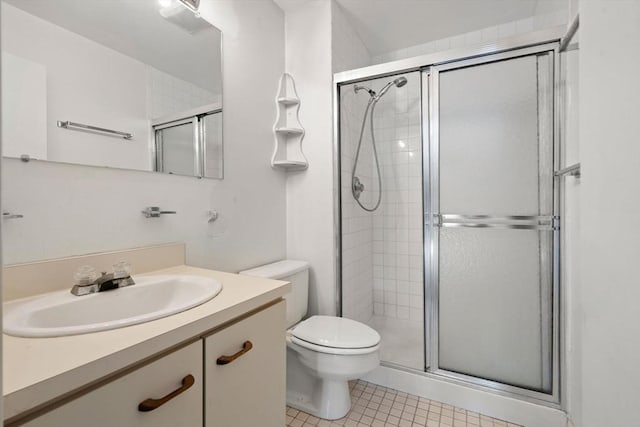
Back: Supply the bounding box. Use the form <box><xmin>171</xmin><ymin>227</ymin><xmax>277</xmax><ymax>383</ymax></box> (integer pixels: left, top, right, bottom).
<box><xmin>3</xmin><ymin>265</ymin><xmax>290</xmax><ymax>421</ymax></box>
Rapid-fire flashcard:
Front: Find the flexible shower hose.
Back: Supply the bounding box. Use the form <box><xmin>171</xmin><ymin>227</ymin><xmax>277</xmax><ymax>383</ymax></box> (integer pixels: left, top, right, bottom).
<box><xmin>351</xmin><ymin>97</ymin><xmax>382</xmax><ymax>212</ymax></box>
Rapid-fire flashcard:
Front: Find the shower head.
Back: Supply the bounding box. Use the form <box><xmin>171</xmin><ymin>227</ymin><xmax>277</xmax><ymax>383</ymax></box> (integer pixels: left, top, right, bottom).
<box><xmin>394</xmin><ymin>77</ymin><xmax>408</xmax><ymax>87</ymax></box>
<box><xmin>376</xmin><ymin>76</ymin><xmax>408</xmax><ymax>99</ymax></box>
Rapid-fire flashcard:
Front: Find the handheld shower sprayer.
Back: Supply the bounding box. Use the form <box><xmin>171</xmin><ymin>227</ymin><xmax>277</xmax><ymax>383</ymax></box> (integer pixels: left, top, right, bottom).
<box><xmin>351</xmin><ymin>75</ymin><xmax>409</xmax><ymax>212</ymax></box>
<box><xmin>376</xmin><ymin>76</ymin><xmax>408</xmax><ymax>99</ymax></box>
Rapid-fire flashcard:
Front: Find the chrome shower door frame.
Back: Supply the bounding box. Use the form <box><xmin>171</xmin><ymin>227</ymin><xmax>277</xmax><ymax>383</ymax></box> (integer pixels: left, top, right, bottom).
<box><xmin>333</xmin><ymin>27</ymin><xmax>565</xmax><ymax>407</ymax></box>
<box><xmin>423</xmin><ymin>43</ymin><xmax>561</xmax><ymax>405</ymax></box>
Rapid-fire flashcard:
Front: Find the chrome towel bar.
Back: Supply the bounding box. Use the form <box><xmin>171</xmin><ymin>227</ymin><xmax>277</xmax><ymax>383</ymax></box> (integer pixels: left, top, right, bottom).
<box><xmin>57</xmin><ymin>121</ymin><xmax>133</xmax><ymax>140</ymax></box>
<box><xmin>433</xmin><ymin>214</ymin><xmax>559</xmax><ymax>231</ymax></box>
<box><xmin>439</xmin><ymin>222</ymin><xmax>556</xmax><ymax>231</ymax></box>
<box><xmin>3</xmin><ymin>212</ymin><xmax>23</xmax><ymax>219</ymax></box>
<box><xmin>440</xmin><ymin>214</ymin><xmax>552</xmax><ymax>221</ymax></box>
<box><xmin>555</xmin><ymin>163</ymin><xmax>581</xmax><ymax>178</ymax></box>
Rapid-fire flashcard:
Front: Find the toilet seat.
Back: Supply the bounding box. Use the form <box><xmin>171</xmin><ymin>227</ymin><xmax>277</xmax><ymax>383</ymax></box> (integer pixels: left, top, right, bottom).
<box><xmin>288</xmin><ymin>335</ymin><xmax>379</xmax><ymax>355</ymax></box>
<box><xmin>289</xmin><ymin>315</ymin><xmax>380</xmax><ymax>355</ymax></box>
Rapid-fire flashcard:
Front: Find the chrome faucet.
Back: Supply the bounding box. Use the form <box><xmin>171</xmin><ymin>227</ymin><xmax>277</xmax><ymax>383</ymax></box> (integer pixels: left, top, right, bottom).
<box><xmin>71</xmin><ymin>263</ymin><xmax>136</xmax><ymax>296</ymax></box>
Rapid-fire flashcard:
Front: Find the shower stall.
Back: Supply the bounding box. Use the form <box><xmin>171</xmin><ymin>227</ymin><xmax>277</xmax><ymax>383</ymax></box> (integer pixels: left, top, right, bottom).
<box><xmin>335</xmin><ymin>33</ymin><xmax>561</xmax><ymax>403</ymax></box>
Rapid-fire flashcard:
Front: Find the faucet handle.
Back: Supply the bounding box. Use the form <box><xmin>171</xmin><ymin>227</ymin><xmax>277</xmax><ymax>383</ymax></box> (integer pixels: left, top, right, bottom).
<box><xmin>74</xmin><ymin>265</ymin><xmax>99</xmax><ymax>285</ymax></box>
<box><xmin>112</xmin><ymin>261</ymin><xmax>132</xmax><ymax>279</ymax></box>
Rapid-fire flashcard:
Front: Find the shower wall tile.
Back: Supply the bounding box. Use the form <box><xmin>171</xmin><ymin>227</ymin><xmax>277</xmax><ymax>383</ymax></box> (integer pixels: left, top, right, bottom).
<box><xmin>369</xmin><ymin>72</ymin><xmax>424</xmax><ymax>324</ymax></box>
<box><xmin>148</xmin><ymin>67</ymin><xmax>219</xmax><ymax>120</ymax></box>
<box><xmin>334</xmin><ymin>0</ymin><xmax>374</xmax><ymax>324</ymax></box>
<box><xmin>340</xmin><ymin>81</ymin><xmax>375</xmax><ymax>324</ymax></box>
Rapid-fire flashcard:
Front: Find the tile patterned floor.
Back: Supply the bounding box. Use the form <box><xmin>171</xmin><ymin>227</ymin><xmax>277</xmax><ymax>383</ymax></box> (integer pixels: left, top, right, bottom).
<box><xmin>286</xmin><ymin>380</ymin><xmax>522</xmax><ymax>427</ymax></box>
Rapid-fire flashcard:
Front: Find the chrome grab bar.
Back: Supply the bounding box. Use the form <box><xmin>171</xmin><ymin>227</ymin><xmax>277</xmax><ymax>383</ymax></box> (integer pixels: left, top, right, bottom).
<box><xmin>433</xmin><ymin>214</ymin><xmax>558</xmax><ymax>231</ymax></box>
<box><xmin>57</xmin><ymin>120</ymin><xmax>133</xmax><ymax>140</ymax></box>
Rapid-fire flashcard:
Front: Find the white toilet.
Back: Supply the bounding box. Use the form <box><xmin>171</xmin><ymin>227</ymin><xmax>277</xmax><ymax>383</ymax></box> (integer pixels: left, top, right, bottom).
<box><xmin>240</xmin><ymin>260</ymin><xmax>380</xmax><ymax>420</ymax></box>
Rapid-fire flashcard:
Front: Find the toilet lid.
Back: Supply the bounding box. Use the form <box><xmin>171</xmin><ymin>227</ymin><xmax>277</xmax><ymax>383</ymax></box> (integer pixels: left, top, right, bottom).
<box><xmin>291</xmin><ymin>316</ymin><xmax>381</xmax><ymax>349</ymax></box>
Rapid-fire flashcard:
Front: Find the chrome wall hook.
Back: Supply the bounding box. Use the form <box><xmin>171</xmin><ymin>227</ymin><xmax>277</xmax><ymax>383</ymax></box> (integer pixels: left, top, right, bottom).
<box><xmin>207</xmin><ymin>210</ymin><xmax>219</xmax><ymax>223</ymax></box>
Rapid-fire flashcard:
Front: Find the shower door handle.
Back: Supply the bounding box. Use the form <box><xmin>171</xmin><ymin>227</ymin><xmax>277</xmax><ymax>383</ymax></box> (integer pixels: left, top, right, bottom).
<box><xmin>434</xmin><ymin>214</ymin><xmax>559</xmax><ymax>231</ymax></box>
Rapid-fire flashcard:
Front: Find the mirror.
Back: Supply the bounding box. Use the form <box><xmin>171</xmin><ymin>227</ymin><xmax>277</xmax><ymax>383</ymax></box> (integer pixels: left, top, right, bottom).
<box><xmin>0</xmin><ymin>0</ymin><xmax>223</xmax><ymax>179</ymax></box>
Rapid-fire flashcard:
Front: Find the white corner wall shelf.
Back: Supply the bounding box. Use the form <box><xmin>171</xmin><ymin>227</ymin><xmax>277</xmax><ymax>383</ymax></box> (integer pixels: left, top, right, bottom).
<box><xmin>272</xmin><ymin>73</ymin><xmax>308</xmax><ymax>171</ymax></box>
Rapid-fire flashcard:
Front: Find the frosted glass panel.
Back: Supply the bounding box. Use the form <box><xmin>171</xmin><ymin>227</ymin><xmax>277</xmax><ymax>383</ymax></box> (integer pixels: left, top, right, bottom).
<box><xmin>439</xmin><ymin>228</ymin><xmax>552</xmax><ymax>391</ymax></box>
<box><xmin>436</xmin><ymin>53</ymin><xmax>554</xmax><ymax>393</ymax></box>
<box><xmin>439</xmin><ymin>56</ymin><xmax>544</xmax><ymax>215</ymax></box>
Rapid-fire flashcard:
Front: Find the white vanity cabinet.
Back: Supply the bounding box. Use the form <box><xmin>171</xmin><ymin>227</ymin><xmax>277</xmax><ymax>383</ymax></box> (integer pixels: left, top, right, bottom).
<box><xmin>15</xmin><ymin>301</ymin><xmax>286</xmax><ymax>427</ymax></box>
<box><xmin>24</xmin><ymin>341</ymin><xmax>203</xmax><ymax>427</ymax></box>
<box><xmin>204</xmin><ymin>300</ymin><xmax>286</xmax><ymax>427</ymax></box>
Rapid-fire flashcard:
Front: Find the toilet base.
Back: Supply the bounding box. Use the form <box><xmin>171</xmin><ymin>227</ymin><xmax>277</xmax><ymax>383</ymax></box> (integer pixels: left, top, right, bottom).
<box><xmin>287</xmin><ymin>379</ymin><xmax>351</xmax><ymax>420</ymax></box>
<box><xmin>285</xmin><ymin>325</ymin><xmax>380</xmax><ymax>421</ymax></box>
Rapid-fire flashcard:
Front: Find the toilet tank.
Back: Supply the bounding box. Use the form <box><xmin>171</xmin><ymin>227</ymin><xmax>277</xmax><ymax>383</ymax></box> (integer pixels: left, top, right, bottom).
<box><xmin>239</xmin><ymin>260</ymin><xmax>309</xmax><ymax>328</ymax></box>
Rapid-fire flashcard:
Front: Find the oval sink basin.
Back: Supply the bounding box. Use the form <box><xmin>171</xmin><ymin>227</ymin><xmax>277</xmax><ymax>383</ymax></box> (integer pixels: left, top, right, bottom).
<box><xmin>3</xmin><ymin>275</ymin><xmax>222</xmax><ymax>338</ymax></box>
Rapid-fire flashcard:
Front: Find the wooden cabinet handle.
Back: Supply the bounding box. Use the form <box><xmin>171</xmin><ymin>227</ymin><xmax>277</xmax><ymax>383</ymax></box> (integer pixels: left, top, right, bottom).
<box><xmin>216</xmin><ymin>340</ymin><xmax>253</xmax><ymax>365</ymax></box>
<box><xmin>138</xmin><ymin>374</ymin><xmax>195</xmax><ymax>412</ymax></box>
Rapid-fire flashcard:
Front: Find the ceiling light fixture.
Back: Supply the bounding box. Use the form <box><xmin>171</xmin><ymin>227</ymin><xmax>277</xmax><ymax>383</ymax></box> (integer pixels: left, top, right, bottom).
<box><xmin>177</xmin><ymin>0</ymin><xmax>200</xmax><ymax>15</ymax></box>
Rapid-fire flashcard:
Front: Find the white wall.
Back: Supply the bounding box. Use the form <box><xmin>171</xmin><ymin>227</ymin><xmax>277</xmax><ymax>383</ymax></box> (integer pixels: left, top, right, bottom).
<box><xmin>372</xmin><ymin>8</ymin><xmax>568</xmax><ymax>65</ymax></box>
<box><xmin>331</xmin><ymin>1</ymin><xmax>371</xmax><ymax>73</ymax></box>
<box><xmin>281</xmin><ymin>0</ymin><xmax>373</xmax><ymax>317</ymax></box>
<box><xmin>281</xmin><ymin>0</ymin><xmax>335</xmax><ymax>316</ymax></box>
<box><xmin>2</xmin><ymin>0</ymin><xmax>287</xmax><ymax>275</ymax></box>
<box><xmin>561</xmin><ymin>22</ymin><xmax>581</xmax><ymax>427</ymax></box>
<box><xmin>1</xmin><ymin>52</ymin><xmax>47</xmax><ymax>160</ymax></box>
<box><xmin>577</xmin><ymin>1</ymin><xmax>640</xmax><ymax>426</ymax></box>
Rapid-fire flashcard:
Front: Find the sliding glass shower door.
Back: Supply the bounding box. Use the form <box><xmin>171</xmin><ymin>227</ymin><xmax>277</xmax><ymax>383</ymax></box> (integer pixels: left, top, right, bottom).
<box><xmin>337</xmin><ymin>41</ymin><xmax>559</xmax><ymax>401</ymax></box>
<box><xmin>426</xmin><ymin>49</ymin><xmax>557</xmax><ymax>394</ymax></box>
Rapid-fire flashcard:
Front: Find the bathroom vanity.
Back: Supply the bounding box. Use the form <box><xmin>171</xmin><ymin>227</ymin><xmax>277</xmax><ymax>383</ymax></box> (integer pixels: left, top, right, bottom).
<box><xmin>2</xmin><ymin>246</ymin><xmax>290</xmax><ymax>427</ymax></box>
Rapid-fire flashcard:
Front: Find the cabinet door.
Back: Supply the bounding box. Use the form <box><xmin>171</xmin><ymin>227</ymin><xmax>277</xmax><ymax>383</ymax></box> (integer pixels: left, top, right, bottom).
<box><xmin>25</xmin><ymin>341</ymin><xmax>203</xmax><ymax>427</ymax></box>
<box><xmin>204</xmin><ymin>301</ymin><xmax>286</xmax><ymax>427</ymax></box>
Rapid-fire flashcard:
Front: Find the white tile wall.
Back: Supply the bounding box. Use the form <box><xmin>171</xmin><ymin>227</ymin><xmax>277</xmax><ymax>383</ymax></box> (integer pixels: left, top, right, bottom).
<box><xmin>371</xmin><ymin>11</ymin><xmax>568</xmax><ymax>65</ymax></box>
<box><xmin>340</xmin><ymin>85</ymin><xmax>375</xmax><ymax>324</ymax></box>
<box><xmin>148</xmin><ymin>67</ymin><xmax>220</xmax><ymax>120</ymax></box>
<box><xmin>369</xmin><ymin>72</ymin><xmax>423</xmax><ymax>322</ymax></box>
<box><xmin>340</xmin><ymin>72</ymin><xmax>423</xmax><ymax>325</ymax></box>
<box><xmin>333</xmin><ymin>0</ymin><xmax>373</xmax><ymax>323</ymax></box>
